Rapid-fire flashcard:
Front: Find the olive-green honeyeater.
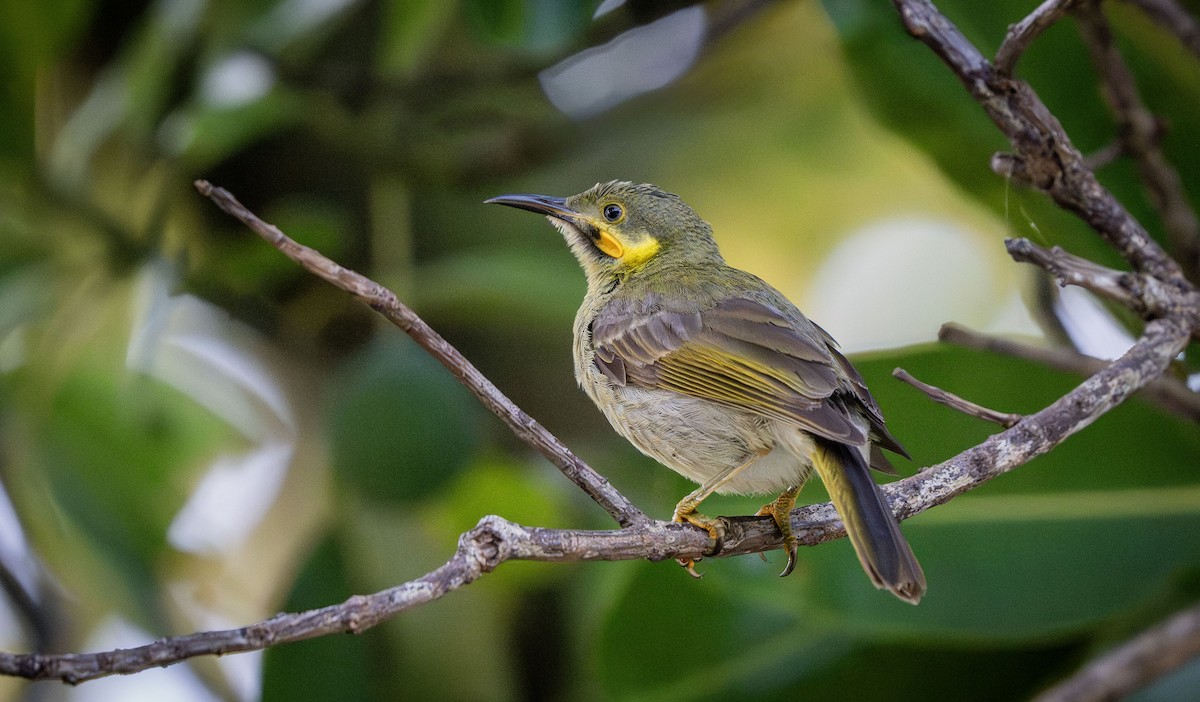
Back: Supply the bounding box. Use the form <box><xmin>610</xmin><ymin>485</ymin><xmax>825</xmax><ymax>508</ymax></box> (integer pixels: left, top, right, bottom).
<box><xmin>488</xmin><ymin>181</ymin><xmax>924</xmax><ymax>603</ymax></box>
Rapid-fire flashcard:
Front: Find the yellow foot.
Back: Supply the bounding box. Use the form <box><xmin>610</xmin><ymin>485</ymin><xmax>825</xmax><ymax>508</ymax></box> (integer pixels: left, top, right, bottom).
<box><xmin>757</xmin><ymin>486</ymin><xmax>801</xmax><ymax>577</ymax></box>
<box><xmin>673</xmin><ymin>504</ymin><xmax>726</xmax><ymax>578</ymax></box>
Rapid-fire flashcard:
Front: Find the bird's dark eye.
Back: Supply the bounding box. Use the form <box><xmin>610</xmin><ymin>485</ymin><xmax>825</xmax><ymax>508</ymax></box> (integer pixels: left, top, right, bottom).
<box><xmin>602</xmin><ymin>203</ymin><xmax>623</xmax><ymax>222</ymax></box>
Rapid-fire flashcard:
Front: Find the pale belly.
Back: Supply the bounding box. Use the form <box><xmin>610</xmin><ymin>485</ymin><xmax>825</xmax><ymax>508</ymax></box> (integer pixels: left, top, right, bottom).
<box><xmin>585</xmin><ymin>378</ymin><xmax>817</xmax><ymax>495</ymax></box>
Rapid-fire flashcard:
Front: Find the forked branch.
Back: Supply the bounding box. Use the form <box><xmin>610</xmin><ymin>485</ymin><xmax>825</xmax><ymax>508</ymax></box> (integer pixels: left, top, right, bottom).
<box><xmin>2</xmin><ymin>0</ymin><xmax>1199</xmax><ymax>689</ymax></box>
<box><xmin>0</xmin><ymin>180</ymin><xmax>1191</xmax><ymax>683</ymax></box>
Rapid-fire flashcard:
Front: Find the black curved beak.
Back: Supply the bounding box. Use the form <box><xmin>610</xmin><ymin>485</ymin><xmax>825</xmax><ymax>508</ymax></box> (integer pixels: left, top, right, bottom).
<box><xmin>485</xmin><ymin>193</ymin><xmax>580</xmax><ymax>221</ymax></box>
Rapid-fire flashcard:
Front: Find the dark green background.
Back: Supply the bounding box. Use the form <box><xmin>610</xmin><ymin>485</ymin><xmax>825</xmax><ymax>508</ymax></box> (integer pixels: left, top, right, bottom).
<box><xmin>1</xmin><ymin>0</ymin><xmax>1198</xmax><ymax>700</ymax></box>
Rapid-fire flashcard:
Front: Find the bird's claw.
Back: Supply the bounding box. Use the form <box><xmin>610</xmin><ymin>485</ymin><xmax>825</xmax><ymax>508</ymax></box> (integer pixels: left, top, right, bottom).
<box><xmin>673</xmin><ymin>508</ymin><xmax>725</xmax><ymax>577</ymax></box>
<box><xmin>779</xmin><ymin>539</ymin><xmax>798</xmax><ymax>578</ymax></box>
<box><xmin>677</xmin><ymin>557</ymin><xmax>704</xmax><ymax>578</ymax></box>
<box><xmin>757</xmin><ymin>486</ymin><xmax>801</xmax><ymax>577</ymax></box>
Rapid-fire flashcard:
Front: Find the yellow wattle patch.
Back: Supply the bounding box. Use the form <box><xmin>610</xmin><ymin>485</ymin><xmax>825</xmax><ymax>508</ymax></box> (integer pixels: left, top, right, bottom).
<box><xmin>596</xmin><ymin>229</ymin><xmax>624</xmax><ymax>258</ymax></box>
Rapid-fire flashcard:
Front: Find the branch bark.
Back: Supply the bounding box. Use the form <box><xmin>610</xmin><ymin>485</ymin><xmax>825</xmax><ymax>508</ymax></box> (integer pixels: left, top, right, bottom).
<box><xmin>1033</xmin><ymin>600</ymin><xmax>1200</xmax><ymax>702</ymax></box>
<box><xmin>3</xmin><ymin>0</ymin><xmax>1198</xmax><ymax>690</ymax></box>
<box><xmin>1</xmin><ymin>181</ymin><xmax>1192</xmax><ymax>682</ymax></box>
<box><xmin>191</xmin><ymin>181</ymin><xmax>648</xmax><ymax>530</ymax></box>
<box><xmin>895</xmin><ymin>0</ymin><xmax>1187</xmax><ymax>286</ymax></box>
<box><xmin>1005</xmin><ymin>237</ymin><xmax>1180</xmax><ymax>318</ymax></box>
<box><xmin>939</xmin><ymin>322</ymin><xmax>1200</xmax><ymax>423</ymax></box>
<box><xmin>1076</xmin><ymin>0</ymin><xmax>1200</xmax><ymax>283</ymax></box>
<box><xmin>995</xmin><ymin>0</ymin><xmax>1081</xmax><ymax>76</ymax></box>
<box><xmin>892</xmin><ymin>367</ymin><xmax>1023</xmax><ymax>427</ymax></box>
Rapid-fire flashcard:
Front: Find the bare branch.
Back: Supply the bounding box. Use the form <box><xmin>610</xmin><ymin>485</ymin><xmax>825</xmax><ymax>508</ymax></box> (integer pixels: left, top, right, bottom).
<box><xmin>1033</xmin><ymin>600</ymin><xmax>1200</xmax><ymax>702</ymax></box>
<box><xmin>894</xmin><ymin>0</ymin><xmax>1186</xmax><ymax>285</ymax></box>
<box><xmin>887</xmin><ymin>315</ymin><xmax>1190</xmax><ymax>519</ymax></box>
<box><xmin>193</xmin><ymin>181</ymin><xmax>648</xmax><ymax>529</ymax></box>
<box><xmin>996</xmin><ymin>0</ymin><xmax>1081</xmax><ymax>76</ymax></box>
<box><xmin>1121</xmin><ymin>0</ymin><xmax>1200</xmax><ymax>61</ymax></box>
<box><xmin>1076</xmin><ymin>1</ymin><xmax>1200</xmax><ymax>283</ymax></box>
<box><xmin>0</xmin><ymin>282</ymin><xmax>1188</xmax><ymax>683</ymax></box>
<box><xmin>1005</xmin><ymin>237</ymin><xmax>1178</xmax><ymax>317</ymax></box>
<box><xmin>1082</xmin><ymin>140</ymin><xmax>1125</xmax><ymax>171</ymax></box>
<box><xmin>939</xmin><ymin>323</ymin><xmax>1200</xmax><ymax>422</ymax></box>
<box><xmin>8</xmin><ymin>2</ymin><xmax>1197</xmax><ymax>683</ymax></box>
<box><xmin>892</xmin><ymin>367</ymin><xmax>1022</xmax><ymax>427</ymax></box>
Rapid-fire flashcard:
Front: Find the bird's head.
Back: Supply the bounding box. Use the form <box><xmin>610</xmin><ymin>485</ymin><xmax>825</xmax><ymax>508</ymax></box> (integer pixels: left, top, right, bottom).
<box><xmin>487</xmin><ymin>181</ymin><xmax>722</xmax><ymax>289</ymax></box>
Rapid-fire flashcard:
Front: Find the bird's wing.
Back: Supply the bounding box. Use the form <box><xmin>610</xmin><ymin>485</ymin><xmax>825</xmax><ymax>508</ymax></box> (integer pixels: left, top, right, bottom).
<box><xmin>591</xmin><ymin>296</ymin><xmax>869</xmax><ymax>446</ymax></box>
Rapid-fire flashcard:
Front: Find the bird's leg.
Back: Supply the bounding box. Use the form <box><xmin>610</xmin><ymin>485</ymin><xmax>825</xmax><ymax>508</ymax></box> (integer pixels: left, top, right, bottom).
<box><xmin>673</xmin><ymin>449</ymin><xmax>769</xmax><ymax>577</ymax></box>
<box><xmin>756</xmin><ymin>485</ymin><xmax>803</xmax><ymax>577</ymax></box>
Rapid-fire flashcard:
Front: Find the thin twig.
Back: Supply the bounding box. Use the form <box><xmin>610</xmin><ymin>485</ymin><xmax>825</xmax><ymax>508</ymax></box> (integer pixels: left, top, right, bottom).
<box><xmin>193</xmin><ymin>181</ymin><xmax>648</xmax><ymax>529</ymax></box>
<box><xmin>996</xmin><ymin>0</ymin><xmax>1081</xmax><ymax>76</ymax></box>
<box><xmin>1005</xmin><ymin>237</ymin><xmax>1176</xmax><ymax>318</ymax></box>
<box><xmin>939</xmin><ymin>322</ymin><xmax>1200</xmax><ymax>422</ymax></box>
<box><xmin>892</xmin><ymin>368</ymin><xmax>1023</xmax><ymax>427</ymax></box>
<box><xmin>1121</xmin><ymin>0</ymin><xmax>1200</xmax><ymax>61</ymax></box>
<box><xmin>0</xmin><ymin>310</ymin><xmax>1188</xmax><ymax>683</ymax></box>
<box><xmin>1033</xmin><ymin>600</ymin><xmax>1200</xmax><ymax>702</ymax></box>
<box><xmin>1076</xmin><ymin>1</ymin><xmax>1200</xmax><ymax>284</ymax></box>
<box><xmin>1082</xmin><ymin>140</ymin><xmax>1125</xmax><ymax>171</ymax></box>
<box><xmin>4</xmin><ymin>2</ymin><xmax>1199</xmax><ymax>686</ymax></box>
<box><xmin>894</xmin><ymin>0</ymin><xmax>1186</xmax><ymax>286</ymax></box>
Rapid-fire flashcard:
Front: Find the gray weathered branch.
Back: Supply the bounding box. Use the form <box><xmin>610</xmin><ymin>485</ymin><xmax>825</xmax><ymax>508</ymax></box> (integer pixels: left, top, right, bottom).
<box><xmin>895</xmin><ymin>0</ymin><xmax>1186</xmax><ymax>285</ymax></box>
<box><xmin>1033</xmin><ymin>599</ymin><xmax>1200</xmax><ymax>702</ymax></box>
<box><xmin>1005</xmin><ymin>237</ymin><xmax>1178</xmax><ymax>318</ymax></box>
<box><xmin>0</xmin><ymin>179</ymin><xmax>1191</xmax><ymax>683</ymax></box>
<box><xmin>1077</xmin><ymin>1</ymin><xmax>1200</xmax><ymax>283</ymax></box>
<box><xmin>892</xmin><ymin>367</ymin><xmax>1023</xmax><ymax>427</ymax></box>
<box><xmin>995</xmin><ymin>0</ymin><xmax>1081</xmax><ymax>75</ymax></box>
<box><xmin>2</xmin><ymin>0</ymin><xmax>1198</xmax><ymax>689</ymax></box>
<box><xmin>939</xmin><ymin>322</ymin><xmax>1200</xmax><ymax>423</ymax></box>
<box><xmin>191</xmin><ymin>182</ymin><xmax>648</xmax><ymax>530</ymax></box>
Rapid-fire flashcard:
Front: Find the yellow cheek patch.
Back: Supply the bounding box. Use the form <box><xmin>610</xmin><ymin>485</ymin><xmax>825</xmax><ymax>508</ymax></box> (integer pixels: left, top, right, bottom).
<box><xmin>621</xmin><ymin>237</ymin><xmax>660</xmax><ymax>268</ymax></box>
<box><xmin>594</xmin><ymin>224</ymin><xmax>660</xmax><ymax>267</ymax></box>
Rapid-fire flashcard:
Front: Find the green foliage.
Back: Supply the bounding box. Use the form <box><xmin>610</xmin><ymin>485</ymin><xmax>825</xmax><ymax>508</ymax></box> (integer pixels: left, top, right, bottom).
<box><xmin>328</xmin><ymin>335</ymin><xmax>484</xmax><ymax>505</ymax></box>
<box><xmin>262</xmin><ymin>533</ymin><xmax>377</xmax><ymax>701</ymax></box>
<box><xmin>1</xmin><ymin>0</ymin><xmax>1198</xmax><ymax>700</ymax></box>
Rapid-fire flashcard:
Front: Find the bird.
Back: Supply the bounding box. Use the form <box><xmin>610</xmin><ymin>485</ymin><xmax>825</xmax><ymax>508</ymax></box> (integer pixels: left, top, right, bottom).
<box><xmin>486</xmin><ymin>181</ymin><xmax>925</xmax><ymax>604</ymax></box>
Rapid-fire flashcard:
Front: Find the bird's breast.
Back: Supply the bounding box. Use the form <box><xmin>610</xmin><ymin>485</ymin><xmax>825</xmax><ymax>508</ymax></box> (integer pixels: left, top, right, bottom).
<box><xmin>572</xmin><ymin>308</ymin><xmax>815</xmax><ymax>494</ymax></box>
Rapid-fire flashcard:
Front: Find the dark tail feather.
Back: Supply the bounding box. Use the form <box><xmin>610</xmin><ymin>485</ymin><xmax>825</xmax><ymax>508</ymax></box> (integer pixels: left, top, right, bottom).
<box><xmin>812</xmin><ymin>440</ymin><xmax>926</xmax><ymax>604</ymax></box>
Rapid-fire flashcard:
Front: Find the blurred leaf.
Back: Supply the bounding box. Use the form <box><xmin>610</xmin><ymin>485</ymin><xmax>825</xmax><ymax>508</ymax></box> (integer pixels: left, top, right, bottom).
<box><xmin>378</xmin><ymin>0</ymin><xmax>456</xmax><ymax>77</ymax></box>
<box><xmin>413</xmin><ymin>248</ymin><xmax>582</xmax><ymax>332</ymax></box>
<box><xmin>48</xmin><ymin>0</ymin><xmax>205</xmax><ymax>189</ymax></box>
<box><xmin>26</xmin><ymin>365</ymin><xmax>230</xmax><ymax>623</ymax></box>
<box><xmin>262</xmin><ymin>532</ymin><xmax>377</xmax><ymax>701</ymax></box>
<box><xmin>465</xmin><ymin>0</ymin><xmax>527</xmax><ymax>46</ymax></box>
<box><xmin>774</xmin><ymin>638</ymin><xmax>1077</xmax><ymax>702</ymax></box>
<box><xmin>824</xmin><ymin>0</ymin><xmax>1150</xmax><ymax>272</ymax></box>
<box><xmin>597</xmin><ymin>561</ymin><xmax>845</xmax><ymax>702</ymax></box>
<box><xmin>464</xmin><ymin>0</ymin><xmax>591</xmax><ymax>52</ymax></box>
<box><xmin>338</xmin><ymin>496</ymin><xmax>523</xmax><ymax>701</ymax></box>
<box><xmin>211</xmin><ymin>193</ymin><xmax>350</xmax><ymax>295</ymax></box>
<box><xmin>0</xmin><ymin>0</ymin><xmax>89</xmax><ymax>164</ymax></box>
<box><xmin>439</xmin><ymin>455</ymin><xmax>570</xmax><ymax>590</ymax></box>
<box><xmin>803</xmin><ymin>508</ymin><xmax>1200</xmax><ymax>641</ymax></box>
<box><xmin>443</xmin><ymin>456</ymin><xmax>566</xmax><ymax>532</ymax></box>
<box><xmin>172</xmin><ymin>90</ymin><xmax>306</xmax><ymax>170</ymax></box>
<box><xmin>854</xmin><ymin>344</ymin><xmax>1200</xmax><ymax>493</ymax></box>
<box><xmin>327</xmin><ymin>333</ymin><xmax>485</xmax><ymax>504</ymax></box>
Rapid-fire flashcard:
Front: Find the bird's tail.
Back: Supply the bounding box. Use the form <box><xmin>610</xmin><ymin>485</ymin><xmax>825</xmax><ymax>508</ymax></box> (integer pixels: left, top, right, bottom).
<box><xmin>811</xmin><ymin>439</ymin><xmax>926</xmax><ymax>604</ymax></box>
